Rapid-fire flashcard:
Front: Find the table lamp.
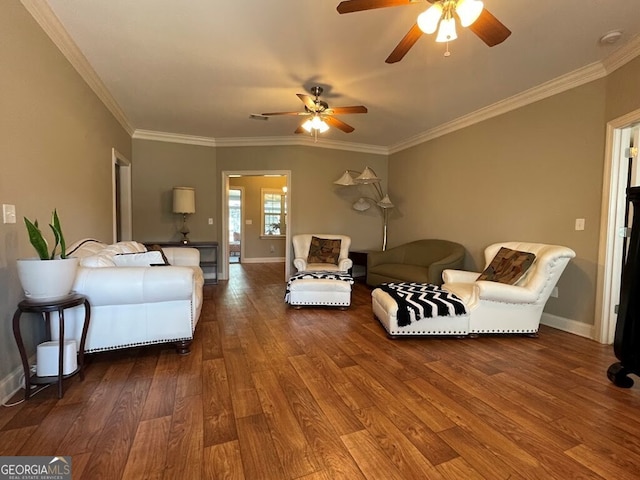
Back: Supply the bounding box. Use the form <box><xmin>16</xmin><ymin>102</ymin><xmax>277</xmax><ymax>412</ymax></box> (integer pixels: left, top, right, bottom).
<box><xmin>173</xmin><ymin>187</ymin><xmax>195</xmax><ymax>244</ymax></box>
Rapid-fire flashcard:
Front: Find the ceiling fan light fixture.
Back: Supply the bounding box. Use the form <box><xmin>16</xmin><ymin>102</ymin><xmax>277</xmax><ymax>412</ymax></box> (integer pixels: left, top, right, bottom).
<box><xmin>436</xmin><ymin>17</ymin><xmax>457</xmax><ymax>43</ymax></box>
<box><xmin>417</xmin><ymin>3</ymin><xmax>442</xmax><ymax>34</ymax></box>
<box><xmin>311</xmin><ymin>115</ymin><xmax>330</xmax><ymax>132</ymax></box>
<box><xmin>301</xmin><ymin>119</ymin><xmax>313</xmax><ymax>132</ymax></box>
<box><xmin>302</xmin><ymin>115</ymin><xmax>330</xmax><ymax>134</ymax></box>
<box><xmin>456</xmin><ymin>0</ymin><xmax>484</xmax><ymax>27</ymax></box>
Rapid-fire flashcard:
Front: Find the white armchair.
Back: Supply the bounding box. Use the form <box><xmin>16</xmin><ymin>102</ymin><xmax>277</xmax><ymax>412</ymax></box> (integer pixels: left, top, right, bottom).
<box><xmin>442</xmin><ymin>241</ymin><xmax>575</xmax><ymax>335</ymax></box>
<box><xmin>292</xmin><ymin>234</ymin><xmax>353</xmax><ymax>272</ymax></box>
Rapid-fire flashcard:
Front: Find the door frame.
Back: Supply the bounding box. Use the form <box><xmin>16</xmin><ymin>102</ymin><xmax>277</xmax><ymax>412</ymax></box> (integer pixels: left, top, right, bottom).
<box><xmin>112</xmin><ymin>148</ymin><xmax>132</xmax><ymax>242</ymax></box>
<box><xmin>220</xmin><ymin>170</ymin><xmax>291</xmax><ymax>281</ymax></box>
<box><xmin>595</xmin><ymin>107</ymin><xmax>640</xmax><ymax>343</ymax></box>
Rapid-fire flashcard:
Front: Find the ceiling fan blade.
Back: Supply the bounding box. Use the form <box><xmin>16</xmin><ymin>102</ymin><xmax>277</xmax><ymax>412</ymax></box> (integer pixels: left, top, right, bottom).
<box><xmin>337</xmin><ymin>0</ymin><xmax>415</xmax><ymax>14</ymax></box>
<box><xmin>386</xmin><ymin>23</ymin><xmax>423</xmax><ymax>64</ymax></box>
<box><xmin>468</xmin><ymin>8</ymin><xmax>511</xmax><ymax>47</ymax></box>
<box><xmin>297</xmin><ymin>94</ymin><xmax>317</xmax><ymax>111</ymax></box>
<box><xmin>326</xmin><ymin>106</ymin><xmax>368</xmax><ymax>115</ymax></box>
<box><xmin>325</xmin><ymin>116</ymin><xmax>355</xmax><ymax>133</ymax></box>
<box><xmin>261</xmin><ymin>111</ymin><xmax>308</xmax><ymax>116</ymax></box>
<box><xmin>294</xmin><ymin>125</ymin><xmax>306</xmax><ymax>134</ymax></box>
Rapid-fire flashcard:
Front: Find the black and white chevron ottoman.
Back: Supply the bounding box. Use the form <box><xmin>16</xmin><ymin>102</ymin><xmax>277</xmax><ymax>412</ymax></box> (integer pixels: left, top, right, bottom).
<box><xmin>372</xmin><ymin>282</ymin><xmax>470</xmax><ymax>336</ymax></box>
<box><xmin>285</xmin><ymin>271</ymin><xmax>354</xmax><ymax>308</ymax></box>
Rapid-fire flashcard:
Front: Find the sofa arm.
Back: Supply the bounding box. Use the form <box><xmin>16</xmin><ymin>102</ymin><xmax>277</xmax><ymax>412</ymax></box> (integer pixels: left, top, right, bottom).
<box><xmin>442</xmin><ymin>269</ymin><xmax>481</xmax><ymax>284</ymax></box>
<box><xmin>429</xmin><ymin>252</ymin><xmax>466</xmax><ymax>285</ymax></box>
<box><xmin>162</xmin><ymin>247</ymin><xmax>199</xmax><ymax>267</ymax></box>
<box><xmin>475</xmin><ymin>281</ymin><xmax>539</xmax><ymax>304</ymax></box>
<box><xmin>72</xmin><ymin>266</ymin><xmax>194</xmax><ymax>306</ymax></box>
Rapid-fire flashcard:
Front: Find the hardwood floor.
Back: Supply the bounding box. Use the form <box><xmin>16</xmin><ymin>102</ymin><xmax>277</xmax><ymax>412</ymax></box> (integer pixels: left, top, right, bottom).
<box><xmin>2</xmin><ymin>262</ymin><xmax>640</xmax><ymax>479</ymax></box>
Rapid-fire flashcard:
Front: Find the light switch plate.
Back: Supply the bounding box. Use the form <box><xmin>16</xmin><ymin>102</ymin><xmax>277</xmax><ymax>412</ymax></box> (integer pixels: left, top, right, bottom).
<box><xmin>2</xmin><ymin>204</ymin><xmax>16</xmax><ymax>224</ymax></box>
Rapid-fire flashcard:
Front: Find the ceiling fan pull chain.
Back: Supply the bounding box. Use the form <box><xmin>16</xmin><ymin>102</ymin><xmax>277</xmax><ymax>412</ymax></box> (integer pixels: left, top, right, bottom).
<box><xmin>444</xmin><ymin>41</ymin><xmax>451</xmax><ymax>57</ymax></box>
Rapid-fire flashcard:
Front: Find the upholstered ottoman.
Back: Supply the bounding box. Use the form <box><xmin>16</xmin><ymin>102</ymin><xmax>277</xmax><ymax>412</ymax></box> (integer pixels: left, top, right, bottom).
<box><xmin>371</xmin><ymin>283</ymin><xmax>470</xmax><ymax>336</ymax></box>
<box><xmin>285</xmin><ymin>271</ymin><xmax>353</xmax><ymax>308</ymax></box>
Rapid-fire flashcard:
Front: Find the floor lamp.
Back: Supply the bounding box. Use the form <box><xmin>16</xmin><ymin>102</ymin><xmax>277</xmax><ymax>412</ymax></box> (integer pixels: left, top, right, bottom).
<box><xmin>173</xmin><ymin>187</ymin><xmax>195</xmax><ymax>244</ymax></box>
<box><xmin>333</xmin><ymin>167</ymin><xmax>394</xmax><ymax>251</ymax></box>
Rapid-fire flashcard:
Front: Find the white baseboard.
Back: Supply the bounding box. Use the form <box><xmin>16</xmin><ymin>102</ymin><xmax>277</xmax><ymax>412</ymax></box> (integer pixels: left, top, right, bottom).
<box><xmin>0</xmin><ymin>356</ymin><xmax>33</xmax><ymax>405</ymax></box>
<box><xmin>241</xmin><ymin>257</ymin><xmax>285</xmax><ymax>264</ymax></box>
<box><xmin>540</xmin><ymin>312</ymin><xmax>596</xmax><ymax>340</ymax></box>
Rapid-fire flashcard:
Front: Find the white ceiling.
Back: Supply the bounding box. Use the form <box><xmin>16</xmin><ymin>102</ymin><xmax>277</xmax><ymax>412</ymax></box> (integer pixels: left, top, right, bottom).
<box><xmin>30</xmin><ymin>0</ymin><xmax>640</xmax><ymax>150</ymax></box>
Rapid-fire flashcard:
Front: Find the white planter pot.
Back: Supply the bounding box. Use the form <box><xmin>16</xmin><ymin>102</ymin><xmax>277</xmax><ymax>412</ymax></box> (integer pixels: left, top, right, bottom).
<box><xmin>16</xmin><ymin>257</ymin><xmax>79</xmax><ymax>301</ymax></box>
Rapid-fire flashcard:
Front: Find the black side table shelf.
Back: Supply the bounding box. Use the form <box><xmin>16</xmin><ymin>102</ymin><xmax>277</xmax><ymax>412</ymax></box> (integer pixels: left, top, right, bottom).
<box><xmin>147</xmin><ymin>241</ymin><xmax>218</xmax><ymax>284</ymax></box>
<box><xmin>12</xmin><ymin>293</ymin><xmax>91</xmax><ymax>400</ymax></box>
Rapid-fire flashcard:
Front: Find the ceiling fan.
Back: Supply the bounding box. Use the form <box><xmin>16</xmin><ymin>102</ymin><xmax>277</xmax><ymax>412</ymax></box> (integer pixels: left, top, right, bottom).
<box><xmin>336</xmin><ymin>0</ymin><xmax>511</xmax><ymax>63</ymax></box>
<box><xmin>261</xmin><ymin>86</ymin><xmax>368</xmax><ymax>136</ymax></box>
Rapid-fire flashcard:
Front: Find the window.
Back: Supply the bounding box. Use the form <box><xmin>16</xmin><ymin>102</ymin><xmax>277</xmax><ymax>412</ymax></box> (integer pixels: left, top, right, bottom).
<box><xmin>261</xmin><ymin>188</ymin><xmax>286</xmax><ymax>237</ymax></box>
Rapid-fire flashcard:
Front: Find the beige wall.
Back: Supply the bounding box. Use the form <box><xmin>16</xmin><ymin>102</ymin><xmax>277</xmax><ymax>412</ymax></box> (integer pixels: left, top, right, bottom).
<box><xmin>389</xmin><ymin>79</ymin><xmax>609</xmax><ymax>325</ymax></box>
<box><xmin>216</xmin><ymin>145</ymin><xmax>388</xmax><ymax>251</ymax></box>
<box><xmin>0</xmin><ymin>2</ymin><xmax>131</xmax><ymax>388</ymax></box>
<box><xmin>605</xmin><ymin>55</ymin><xmax>640</xmax><ymax>121</ymax></box>
<box><xmin>229</xmin><ymin>176</ymin><xmax>287</xmax><ymax>259</ymax></box>
<box><xmin>131</xmin><ymin>139</ymin><xmax>217</xmax><ymax>243</ymax></box>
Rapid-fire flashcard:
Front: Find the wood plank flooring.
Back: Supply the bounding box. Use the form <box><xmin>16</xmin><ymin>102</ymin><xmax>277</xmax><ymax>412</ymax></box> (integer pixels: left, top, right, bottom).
<box><xmin>2</xmin><ymin>262</ymin><xmax>640</xmax><ymax>479</ymax></box>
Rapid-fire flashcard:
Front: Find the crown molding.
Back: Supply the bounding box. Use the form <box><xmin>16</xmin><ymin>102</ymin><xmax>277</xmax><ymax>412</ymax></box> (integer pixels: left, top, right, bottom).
<box><xmin>388</xmin><ymin>62</ymin><xmax>608</xmax><ymax>154</ymax></box>
<box><xmin>20</xmin><ymin>0</ymin><xmax>134</xmax><ymax>136</ymax></box>
<box><xmin>132</xmin><ymin>130</ymin><xmax>217</xmax><ymax>147</ymax></box>
<box><xmin>133</xmin><ymin>129</ymin><xmax>388</xmax><ymax>155</ymax></box>
<box><xmin>25</xmin><ymin>0</ymin><xmax>639</xmax><ymax>156</ymax></box>
<box><xmin>602</xmin><ymin>33</ymin><xmax>640</xmax><ymax>74</ymax></box>
<box><xmin>214</xmin><ymin>135</ymin><xmax>388</xmax><ymax>155</ymax></box>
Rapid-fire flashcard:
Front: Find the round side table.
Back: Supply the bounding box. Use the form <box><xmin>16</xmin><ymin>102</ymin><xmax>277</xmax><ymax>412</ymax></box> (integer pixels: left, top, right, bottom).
<box><xmin>12</xmin><ymin>293</ymin><xmax>91</xmax><ymax>400</ymax></box>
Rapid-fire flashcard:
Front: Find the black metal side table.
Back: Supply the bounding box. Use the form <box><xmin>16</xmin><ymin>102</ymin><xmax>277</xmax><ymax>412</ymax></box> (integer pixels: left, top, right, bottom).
<box><xmin>12</xmin><ymin>293</ymin><xmax>91</xmax><ymax>400</ymax></box>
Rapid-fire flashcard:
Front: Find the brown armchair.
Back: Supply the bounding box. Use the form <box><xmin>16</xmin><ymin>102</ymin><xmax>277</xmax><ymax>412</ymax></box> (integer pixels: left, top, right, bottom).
<box><xmin>367</xmin><ymin>239</ymin><xmax>465</xmax><ymax>287</ymax></box>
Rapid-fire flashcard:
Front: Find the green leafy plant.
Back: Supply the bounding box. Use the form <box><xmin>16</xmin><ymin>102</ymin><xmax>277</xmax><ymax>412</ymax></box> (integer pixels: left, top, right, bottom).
<box><xmin>23</xmin><ymin>209</ymin><xmax>67</xmax><ymax>260</ymax></box>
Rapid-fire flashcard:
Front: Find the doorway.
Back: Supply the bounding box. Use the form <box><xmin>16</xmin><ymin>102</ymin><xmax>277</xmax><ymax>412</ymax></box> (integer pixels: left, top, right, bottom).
<box><xmin>596</xmin><ymin>109</ymin><xmax>640</xmax><ymax>344</ymax></box>
<box><xmin>221</xmin><ymin>170</ymin><xmax>291</xmax><ymax>281</ymax></box>
<box><xmin>229</xmin><ymin>187</ymin><xmax>243</xmax><ymax>264</ymax></box>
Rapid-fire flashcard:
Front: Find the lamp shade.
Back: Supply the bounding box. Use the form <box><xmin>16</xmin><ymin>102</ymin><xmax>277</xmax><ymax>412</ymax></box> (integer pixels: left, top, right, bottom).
<box><xmin>436</xmin><ymin>17</ymin><xmax>457</xmax><ymax>42</ymax></box>
<box><xmin>334</xmin><ymin>171</ymin><xmax>356</xmax><ymax>186</ymax></box>
<box><xmin>377</xmin><ymin>194</ymin><xmax>394</xmax><ymax>209</ymax></box>
<box><xmin>417</xmin><ymin>3</ymin><xmax>443</xmax><ymax>34</ymax></box>
<box><xmin>353</xmin><ymin>198</ymin><xmax>372</xmax><ymax>211</ymax></box>
<box><xmin>456</xmin><ymin>0</ymin><xmax>483</xmax><ymax>27</ymax></box>
<box><xmin>355</xmin><ymin>166</ymin><xmax>381</xmax><ymax>184</ymax></box>
<box><xmin>173</xmin><ymin>187</ymin><xmax>196</xmax><ymax>214</ymax></box>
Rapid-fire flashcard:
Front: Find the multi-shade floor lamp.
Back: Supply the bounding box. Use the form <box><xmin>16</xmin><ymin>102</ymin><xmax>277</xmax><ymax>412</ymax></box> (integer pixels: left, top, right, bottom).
<box><xmin>333</xmin><ymin>167</ymin><xmax>394</xmax><ymax>251</ymax></box>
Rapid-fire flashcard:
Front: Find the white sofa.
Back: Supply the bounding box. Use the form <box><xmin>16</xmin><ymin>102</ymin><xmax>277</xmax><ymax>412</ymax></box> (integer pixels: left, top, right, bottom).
<box><xmin>53</xmin><ymin>239</ymin><xmax>204</xmax><ymax>355</ymax></box>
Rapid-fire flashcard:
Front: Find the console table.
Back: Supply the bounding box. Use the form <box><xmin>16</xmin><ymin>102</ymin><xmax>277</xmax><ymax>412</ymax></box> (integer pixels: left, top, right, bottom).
<box><xmin>148</xmin><ymin>241</ymin><xmax>218</xmax><ymax>285</ymax></box>
<box><xmin>12</xmin><ymin>293</ymin><xmax>91</xmax><ymax>400</ymax></box>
